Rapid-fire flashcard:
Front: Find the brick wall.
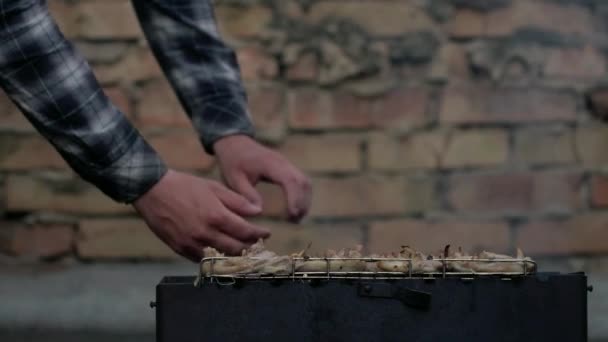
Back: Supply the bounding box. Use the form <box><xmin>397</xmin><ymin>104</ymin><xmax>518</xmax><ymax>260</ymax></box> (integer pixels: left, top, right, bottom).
<box><xmin>2</xmin><ymin>0</ymin><xmax>608</xmax><ymax>262</ymax></box>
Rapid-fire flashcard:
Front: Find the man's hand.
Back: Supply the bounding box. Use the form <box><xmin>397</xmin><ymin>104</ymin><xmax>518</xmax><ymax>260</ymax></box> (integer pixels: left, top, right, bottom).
<box><xmin>133</xmin><ymin>169</ymin><xmax>270</xmax><ymax>262</ymax></box>
<box><xmin>214</xmin><ymin>135</ymin><xmax>312</xmax><ymax>222</ymax></box>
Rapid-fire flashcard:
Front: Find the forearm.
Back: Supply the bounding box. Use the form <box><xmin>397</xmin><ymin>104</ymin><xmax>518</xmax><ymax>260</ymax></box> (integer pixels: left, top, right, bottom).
<box><xmin>0</xmin><ymin>0</ymin><xmax>167</xmax><ymax>203</ymax></box>
<box><xmin>131</xmin><ymin>0</ymin><xmax>255</xmax><ymax>154</ymax></box>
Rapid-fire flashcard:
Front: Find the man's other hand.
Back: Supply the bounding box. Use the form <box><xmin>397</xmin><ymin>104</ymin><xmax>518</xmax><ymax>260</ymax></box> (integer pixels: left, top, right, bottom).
<box><xmin>214</xmin><ymin>135</ymin><xmax>312</xmax><ymax>223</ymax></box>
<box><xmin>133</xmin><ymin>170</ymin><xmax>270</xmax><ymax>262</ymax></box>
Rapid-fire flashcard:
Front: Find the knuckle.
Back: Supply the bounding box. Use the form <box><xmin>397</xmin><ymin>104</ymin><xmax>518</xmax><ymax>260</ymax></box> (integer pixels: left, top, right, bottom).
<box><xmin>207</xmin><ymin>212</ymin><xmax>226</xmax><ymax>225</ymax></box>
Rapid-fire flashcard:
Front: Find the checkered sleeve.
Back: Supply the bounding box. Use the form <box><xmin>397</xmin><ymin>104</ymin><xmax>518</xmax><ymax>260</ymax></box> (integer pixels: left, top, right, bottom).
<box><xmin>132</xmin><ymin>0</ymin><xmax>255</xmax><ymax>155</ymax></box>
<box><xmin>0</xmin><ymin>0</ymin><xmax>168</xmax><ymax>203</ymax></box>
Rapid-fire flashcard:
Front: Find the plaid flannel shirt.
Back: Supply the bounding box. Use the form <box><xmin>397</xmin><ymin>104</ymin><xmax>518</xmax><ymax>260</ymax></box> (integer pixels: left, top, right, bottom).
<box><xmin>0</xmin><ymin>0</ymin><xmax>255</xmax><ymax>203</ymax></box>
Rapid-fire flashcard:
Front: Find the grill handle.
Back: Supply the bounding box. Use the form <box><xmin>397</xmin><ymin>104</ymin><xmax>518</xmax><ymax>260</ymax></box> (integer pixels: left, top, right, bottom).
<box><xmin>357</xmin><ymin>283</ymin><xmax>431</xmax><ymax>310</ymax></box>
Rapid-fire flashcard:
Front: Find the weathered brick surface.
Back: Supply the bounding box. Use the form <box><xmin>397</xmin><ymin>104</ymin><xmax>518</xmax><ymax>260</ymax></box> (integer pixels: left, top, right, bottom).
<box><xmin>440</xmin><ymin>86</ymin><xmax>578</xmax><ymax>124</ymax></box>
<box><xmin>0</xmin><ymin>135</ymin><xmax>66</xmax><ymax>170</ymax></box>
<box><xmin>237</xmin><ymin>47</ymin><xmax>279</xmax><ymax>81</ymax></box>
<box><xmin>485</xmin><ymin>1</ymin><xmax>594</xmax><ymax>38</ymax></box>
<box><xmin>448</xmin><ymin>171</ymin><xmax>583</xmax><ymax>215</ymax></box>
<box><xmin>0</xmin><ymin>222</ymin><xmax>74</xmax><ymax>258</ymax></box>
<box><xmin>310</xmin><ymin>175</ymin><xmax>435</xmax><ymax>218</ymax></box>
<box><xmin>368</xmin><ymin>131</ymin><xmax>445</xmax><ymax>170</ymax></box>
<box><xmin>448</xmin><ymin>9</ymin><xmax>485</xmax><ymax>39</ymax></box>
<box><xmin>288</xmin><ymin>87</ymin><xmax>429</xmax><ymax>130</ymax></box>
<box><xmin>516</xmin><ymin>214</ymin><xmax>608</xmax><ymax>255</ymax></box>
<box><xmin>544</xmin><ymin>46</ymin><xmax>607</xmax><ymax>80</ymax></box>
<box><xmin>369</xmin><ymin>220</ymin><xmax>510</xmax><ymax>254</ymax></box>
<box><xmin>72</xmin><ymin>1</ymin><xmax>143</xmax><ymax>39</ymax></box>
<box><xmin>247</xmin><ymin>86</ymin><xmax>286</xmax><ymax>142</ymax></box>
<box><xmin>286</xmin><ymin>52</ymin><xmax>319</xmax><ymax>81</ymax></box>
<box><xmin>576</xmin><ymin>126</ymin><xmax>608</xmax><ymax>169</ymax></box>
<box><xmin>94</xmin><ymin>47</ymin><xmax>162</xmax><ymax>85</ymax></box>
<box><xmin>0</xmin><ymin>91</ymin><xmax>33</xmax><ymax>131</ymax></box>
<box><xmin>279</xmin><ymin>134</ymin><xmax>362</xmax><ymax>173</ymax></box>
<box><xmin>307</xmin><ymin>2</ymin><xmax>436</xmax><ymax>36</ymax></box>
<box><xmin>442</xmin><ymin>129</ymin><xmax>509</xmax><ymax>168</ymax></box>
<box><xmin>6</xmin><ymin>174</ymin><xmax>132</xmax><ymax>214</ymax></box>
<box><xmin>135</xmin><ymin>79</ymin><xmax>190</xmax><ymax>128</ymax></box>
<box><xmin>514</xmin><ymin>127</ymin><xmax>576</xmax><ymax>166</ymax></box>
<box><xmin>4</xmin><ymin>0</ymin><xmax>608</xmax><ymax>279</ymax></box>
<box><xmin>76</xmin><ymin>219</ymin><xmax>177</xmax><ymax>260</ymax></box>
<box><xmin>145</xmin><ymin>131</ymin><xmax>214</xmax><ymax>171</ymax></box>
<box><xmin>215</xmin><ymin>4</ymin><xmax>273</xmax><ymax>40</ymax></box>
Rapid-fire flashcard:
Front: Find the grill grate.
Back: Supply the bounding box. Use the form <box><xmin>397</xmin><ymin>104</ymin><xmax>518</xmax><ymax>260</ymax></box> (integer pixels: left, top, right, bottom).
<box><xmin>196</xmin><ymin>256</ymin><xmax>537</xmax><ymax>286</ymax></box>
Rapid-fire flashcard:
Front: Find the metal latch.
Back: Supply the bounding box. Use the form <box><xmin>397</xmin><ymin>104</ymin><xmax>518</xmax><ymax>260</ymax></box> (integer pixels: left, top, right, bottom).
<box><xmin>358</xmin><ymin>283</ymin><xmax>431</xmax><ymax>310</ymax></box>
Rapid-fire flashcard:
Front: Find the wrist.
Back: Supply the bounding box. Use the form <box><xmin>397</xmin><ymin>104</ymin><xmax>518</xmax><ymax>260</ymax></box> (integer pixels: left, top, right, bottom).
<box><xmin>213</xmin><ymin>134</ymin><xmax>255</xmax><ymax>156</ymax></box>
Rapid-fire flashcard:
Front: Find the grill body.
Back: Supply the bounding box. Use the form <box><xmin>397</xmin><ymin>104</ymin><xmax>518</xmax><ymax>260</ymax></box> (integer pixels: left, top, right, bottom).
<box><xmin>155</xmin><ymin>272</ymin><xmax>587</xmax><ymax>342</ymax></box>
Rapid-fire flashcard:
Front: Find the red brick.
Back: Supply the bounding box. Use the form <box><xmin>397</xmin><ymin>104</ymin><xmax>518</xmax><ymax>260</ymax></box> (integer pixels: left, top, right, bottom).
<box><xmin>135</xmin><ymin>79</ymin><xmax>190</xmax><ymax>128</ymax></box>
<box><xmin>429</xmin><ymin>43</ymin><xmax>471</xmax><ymax>81</ymax></box>
<box><xmin>369</xmin><ymin>220</ymin><xmax>510</xmax><ymax>255</ymax></box>
<box><xmin>104</xmin><ymin>86</ymin><xmax>133</xmax><ymax>120</ymax></box>
<box><xmin>0</xmin><ymin>91</ymin><xmax>33</xmax><ymax>131</ymax></box>
<box><xmin>447</xmin><ymin>9</ymin><xmax>485</xmax><ymax>38</ymax></box>
<box><xmin>94</xmin><ymin>47</ymin><xmax>162</xmax><ymax>84</ymax></box>
<box><xmin>237</xmin><ymin>47</ymin><xmax>278</xmax><ymax>81</ymax></box>
<box><xmin>575</xmin><ymin>126</ymin><xmax>608</xmax><ymax>169</ymax></box>
<box><xmin>77</xmin><ymin>219</ymin><xmax>178</xmax><ymax>260</ymax></box>
<box><xmin>6</xmin><ymin>174</ymin><xmax>132</xmax><ymax>214</ymax></box>
<box><xmin>308</xmin><ymin>2</ymin><xmax>436</xmax><ymax>36</ymax></box>
<box><xmin>0</xmin><ymin>134</ymin><xmax>67</xmax><ymax>170</ymax></box>
<box><xmin>257</xmin><ymin>183</ymin><xmax>287</xmax><ymax>218</ymax></box>
<box><xmin>448</xmin><ymin>171</ymin><xmax>583</xmax><ymax>215</ymax></box>
<box><xmin>485</xmin><ymin>1</ymin><xmax>594</xmax><ymax>38</ymax></box>
<box><xmin>259</xmin><ymin>221</ymin><xmax>364</xmax><ymax>255</ymax></box>
<box><xmin>440</xmin><ymin>86</ymin><xmax>577</xmax><ymax>124</ymax></box>
<box><xmin>516</xmin><ymin>214</ymin><xmax>608</xmax><ymax>255</ymax></box>
<box><xmin>368</xmin><ymin>132</ymin><xmax>446</xmax><ymax>170</ymax></box>
<box><xmin>247</xmin><ymin>86</ymin><xmax>286</xmax><ymax>142</ymax></box>
<box><xmin>145</xmin><ymin>131</ymin><xmax>214</xmax><ymax>171</ymax></box>
<box><xmin>286</xmin><ymin>52</ymin><xmax>319</xmax><ymax>81</ymax></box>
<box><xmin>330</xmin><ymin>93</ymin><xmax>374</xmax><ymax>128</ymax></box>
<box><xmin>73</xmin><ymin>1</ymin><xmax>142</xmax><ymax>39</ymax></box>
<box><xmin>0</xmin><ymin>223</ymin><xmax>73</xmax><ymax>258</ymax></box>
<box><xmin>289</xmin><ymin>87</ymin><xmax>429</xmax><ymax>130</ymax></box>
<box><xmin>442</xmin><ymin>129</ymin><xmax>509</xmax><ymax>168</ymax></box>
<box><xmin>75</xmin><ymin>41</ymin><xmax>130</xmax><ymax>65</ymax></box>
<box><xmin>310</xmin><ymin>175</ymin><xmax>435</xmax><ymax>218</ymax></box>
<box><xmin>279</xmin><ymin>134</ymin><xmax>362</xmax><ymax>173</ymax></box>
<box><xmin>591</xmin><ymin>175</ymin><xmax>608</xmax><ymax>208</ymax></box>
<box><xmin>544</xmin><ymin>46</ymin><xmax>607</xmax><ymax>80</ymax></box>
<box><xmin>287</xmin><ymin>88</ymin><xmax>332</xmax><ymax>129</ymax></box>
<box><xmin>371</xmin><ymin>87</ymin><xmax>430</xmax><ymax>131</ymax></box>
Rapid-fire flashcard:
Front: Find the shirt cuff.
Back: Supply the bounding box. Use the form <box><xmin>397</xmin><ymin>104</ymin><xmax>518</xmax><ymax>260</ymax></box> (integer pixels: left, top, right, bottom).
<box><xmin>193</xmin><ymin>94</ymin><xmax>256</xmax><ymax>155</ymax></box>
<box><xmin>82</xmin><ymin>135</ymin><xmax>169</xmax><ymax>204</ymax></box>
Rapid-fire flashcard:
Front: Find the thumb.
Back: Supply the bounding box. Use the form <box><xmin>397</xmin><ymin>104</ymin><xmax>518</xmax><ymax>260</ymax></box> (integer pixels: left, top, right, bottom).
<box><xmin>228</xmin><ymin>172</ymin><xmax>263</xmax><ymax>208</ymax></box>
<box><xmin>212</xmin><ymin>182</ymin><xmax>262</xmax><ymax>216</ymax></box>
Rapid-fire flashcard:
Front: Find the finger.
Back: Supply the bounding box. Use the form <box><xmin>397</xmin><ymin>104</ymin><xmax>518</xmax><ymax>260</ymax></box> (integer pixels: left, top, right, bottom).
<box><xmin>207</xmin><ymin>231</ymin><xmax>251</xmax><ymax>256</ymax></box>
<box><xmin>211</xmin><ymin>182</ymin><xmax>261</xmax><ymax>216</ymax></box>
<box><xmin>264</xmin><ymin>165</ymin><xmax>312</xmax><ymax>221</ymax></box>
<box><xmin>213</xmin><ymin>209</ymin><xmax>271</xmax><ymax>242</ymax></box>
<box><xmin>227</xmin><ymin>172</ymin><xmax>263</xmax><ymax>209</ymax></box>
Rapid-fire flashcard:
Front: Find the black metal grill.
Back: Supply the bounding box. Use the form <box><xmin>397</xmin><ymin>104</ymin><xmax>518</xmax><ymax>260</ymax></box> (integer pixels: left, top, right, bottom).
<box><xmin>154</xmin><ymin>272</ymin><xmax>588</xmax><ymax>342</ymax></box>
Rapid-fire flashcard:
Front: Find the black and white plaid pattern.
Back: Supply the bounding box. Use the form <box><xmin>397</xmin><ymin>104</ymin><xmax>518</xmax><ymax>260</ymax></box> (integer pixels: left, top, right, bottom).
<box><xmin>0</xmin><ymin>0</ymin><xmax>254</xmax><ymax>203</ymax></box>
